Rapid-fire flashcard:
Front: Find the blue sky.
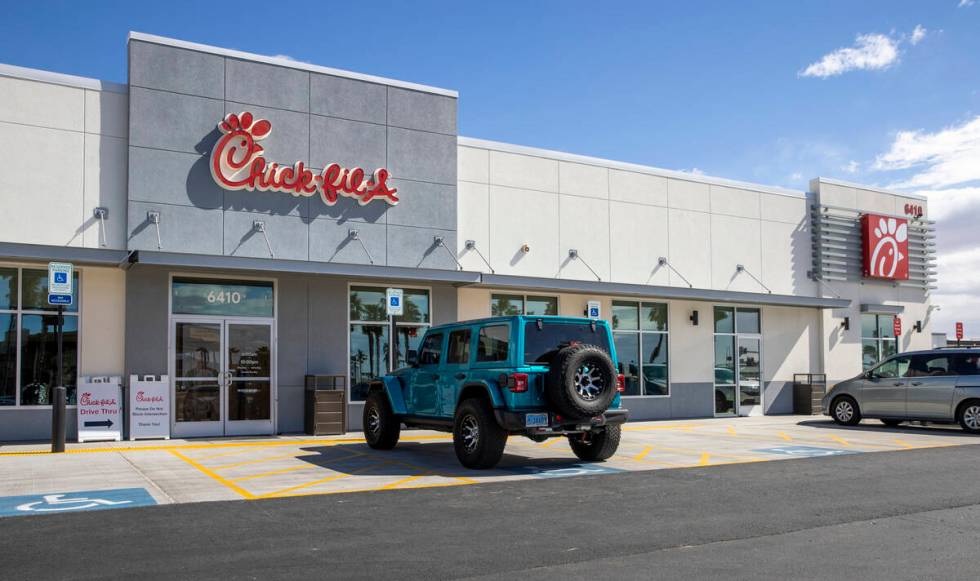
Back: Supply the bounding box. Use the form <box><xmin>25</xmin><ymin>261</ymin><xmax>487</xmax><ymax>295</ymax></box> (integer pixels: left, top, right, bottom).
<box><xmin>3</xmin><ymin>0</ymin><xmax>979</xmax><ymax>335</ymax></box>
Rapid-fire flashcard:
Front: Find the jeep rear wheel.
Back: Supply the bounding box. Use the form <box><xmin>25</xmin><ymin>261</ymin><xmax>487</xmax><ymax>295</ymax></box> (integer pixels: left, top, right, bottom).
<box><xmin>453</xmin><ymin>398</ymin><xmax>507</xmax><ymax>469</ymax></box>
<box><xmin>363</xmin><ymin>391</ymin><xmax>400</xmax><ymax>450</ymax></box>
<box><xmin>568</xmin><ymin>425</ymin><xmax>621</xmax><ymax>462</ymax></box>
<box><xmin>546</xmin><ymin>344</ymin><xmax>617</xmax><ymax>419</ymax></box>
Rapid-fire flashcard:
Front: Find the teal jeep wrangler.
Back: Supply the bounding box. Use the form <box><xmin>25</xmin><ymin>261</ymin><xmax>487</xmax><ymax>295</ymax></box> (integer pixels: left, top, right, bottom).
<box><xmin>362</xmin><ymin>315</ymin><xmax>629</xmax><ymax>469</ymax></box>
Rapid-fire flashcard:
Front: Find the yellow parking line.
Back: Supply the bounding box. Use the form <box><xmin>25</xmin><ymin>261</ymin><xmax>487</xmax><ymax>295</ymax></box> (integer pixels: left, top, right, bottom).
<box><xmin>633</xmin><ymin>446</ymin><xmax>653</xmax><ymax>461</ymax></box>
<box><xmin>894</xmin><ymin>439</ymin><xmax>914</xmax><ymax>449</ymax></box>
<box><xmin>726</xmin><ymin>426</ymin><xmax>737</xmax><ymax>436</ymax></box>
<box><xmin>540</xmin><ymin>437</ymin><xmax>565</xmax><ymax>448</ymax></box>
<box><xmin>382</xmin><ymin>473</ymin><xmax>429</xmax><ymax>490</ymax></box>
<box><xmin>624</xmin><ymin>424</ymin><xmax>699</xmax><ymax>432</ymax></box>
<box><xmin>231</xmin><ymin>464</ymin><xmax>315</xmax><ymax>482</ymax></box>
<box><xmin>169</xmin><ymin>450</ymin><xmax>256</xmax><ymax>499</ymax></box>
<box><xmin>778</xmin><ymin>432</ymin><xmax>793</xmax><ymax>442</ymax></box>
<box><xmin>259</xmin><ymin>473</ymin><xmax>354</xmax><ymax>498</ymax></box>
<box><xmin>211</xmin><ymin>452</ymin><xmax>317</xmax><ymax>471</ymax></box>
<box><xmin>829</xmin><ymin>435</ymin><xmax>851</xmax><ymax>447</ymax></box>
<box><xmin>698</xmin><ymin>452</ymin><xmax>711</xmax><ymax>466</ymax></box>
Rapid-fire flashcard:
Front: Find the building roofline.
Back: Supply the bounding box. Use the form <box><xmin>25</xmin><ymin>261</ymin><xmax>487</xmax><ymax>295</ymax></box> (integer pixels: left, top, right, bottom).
<box><xmin>128</xmin><ymin>31</ymin><xmax>458</xmax><ymax>99</ymax></box>
<box><xmin>813</xmin><ymin>177</ymin><xmax>928</xmax><ymax>202</ymax></box>
<box><xmin>0</xmin><ymin>63</ymin><xmax>127</xmax><ymax>94</ymax></box>
<box><xmin>458</xmin><ymin>136</ymin><xmax>808</xmax><ymax>199</ymax></box>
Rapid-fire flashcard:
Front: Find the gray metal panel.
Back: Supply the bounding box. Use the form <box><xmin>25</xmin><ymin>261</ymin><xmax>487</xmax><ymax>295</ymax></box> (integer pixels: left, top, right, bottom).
<box><xmin>0</xmin><ymin>242</ymin><xmax>128</xmax><ymax>266</ymax></box>
<box><xmin>129</xmin><ymin>87</ymin><xmax>223</xmax><ymax>154</ymax></box>
<box><xmin>386</xmin><ymin>226</ymin><xmax>458</xmax><ymax>270</ymax></box>
<box><xmin>276</xmin><ymin>276</ymin><xmax>309</xmax><ymax>388</ymax></box>
<box><xmin>222</xmin><ymin>188</ymin><xmax>309</xmax><ymax>218</ymax></box>
<box><xmin>309</xmin><ymin>218</ymin><xmax>387</xmax><ymax>265</ymax></box>
<box><xmin>764</xmin><ymin>381</ymin><xmax>794</xmax><ymax>415</ymax></box>
<box><xmin>385</xmin><ymin>179</ymin><xmax>456</xmax><ymax>230</ymax></box>
<box><xmin>128</xmin><ymin>202</ymin><xmax>224</xmax><ymax>254</ymax></box>
<box><xmin>668</xmin><ymin>383</ymin><xmax>716</xmax><ymax>418</ymax></box>
<box><xmin>277</xmin><ymin>385</ymin><xmax>305</xmax><ymax>434</ymax></box>
<box><xmin>129</xmin><ymin>250</ymin><xmax>482</xmax><ymax>284</ymax></box>
<box><xmin>223</xmin><ymin>211</ymin><xmax>309</xmax><ymax>261</ymax></box>
<box><xmin>307</xmin><ymin>194</ymin><xmax>388</xmax><ymax>224</ymax></box>
<box><xmin>129</xmin><ymin>40</ymin><xmax>224</xmax><ymax>99</ymax></box>
<box><xmin>386</xmin><ymin>87</ymin><xmax>457</xmax><ymax>135</ymax></box>
<box><xmin>0</xmin><ymin>409</ymin><xmax>77</xmax><ymax>442</ymax></box>
<box><xmin>128</xmin><ymin>147</ymin><xmax>222</xmax><ymax>209</ymax></box>
<box><xmin>224</xmin><ymin>102</ymin><xmax>310</xmax><ymax>167</ymax></box>
<box><xmin>861</xmin><ymin>304</ymin><xmax>905</xmax><ymax>315</ymax></box>
<box><xmin>479</xmin><ymin>274</ymin><xmax>851</xmax><ymax>309</ymax></box>
<box><xmin>386</xmin><ymin>127</ymin><xmax>456</xmax><ymax>185</ymax></box>
<box><xmin>124</xmin><ymin>266</ymin><xmax>170</xmax><ymax>378</ymax></box>
<box><xmin>310</xmin><ymin>73</ymin><xmax>387</xmax><ymax>124</ymax></box>
<box><xmin>622</xmin><ymin>396</ymin><xmax>672</xmax><ymax>420</ymax></box>
<box><xmin>309</xmin><ymin>115</ymin><xmax>386</xmax><ymax>171</ymax></box>
<box><xmin>225</xmin><ymin>58</ymin><xmax>310</xmax><ymax>113</ymax></box>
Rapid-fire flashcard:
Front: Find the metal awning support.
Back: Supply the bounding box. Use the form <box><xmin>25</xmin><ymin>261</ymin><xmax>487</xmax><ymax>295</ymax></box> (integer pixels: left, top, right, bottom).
<box><xmin>568</xmin><ymin>249</ymin><xmax>601</xmax><ymax>281</ymax></box>
<box><xmin>347</xmin><ymin>229</ymin><xmax>375</xmax><ymax>264</ymax></box>
<box><xmin>736</xmin><ymin>264</ymin><xmax>771</xmax><ymax>294</ymax></box>
<box><xmin>657</xmin><ymin>257</ymin><xmax>692</xmax><ymax>288</ymax></box>
<box><xmin>434</xmin><ymin>236</ymin><xmax>464</xmax><ymax>271</ymax></box>
<box><xmin>93</xmin><ymin>207</ymin><xmax>109</xmax><ymax>247</ymax></box>
<box><xmin>464</xmin><ymin>240</ymin><xmax>494</xmax><ymax>273</ymax></box>
<box><xmin>808</xmin><ymin>270</ymin><xmax>844</xmax><ymax>299</ymax></box>
<box><xmin>253</xmin><ymin>220</ymin><xmax>274</xmax><ymax>258</ymax></box>
<box><xmin>147</xmin><ymin>211</ymin><xmax>162</xmax><ymax>249</ymax></box>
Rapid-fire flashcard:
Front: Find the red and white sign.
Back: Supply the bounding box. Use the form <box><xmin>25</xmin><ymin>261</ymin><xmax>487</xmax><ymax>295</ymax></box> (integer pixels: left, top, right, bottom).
<box><xmin>861</xmin><ymin>214</ymin><xmax>910</xmax><ymax>280</ymax></box>
<box><xmin>210</xmin><ymin>112</ymin><xmax>398</xmax><ymax>207</ymax></box>
<box><xmin>77</xmin><ymin>377</ymin><xmax>123</xmax><ymax>443</ymax></box>
<box><xmin>893</xmin><ymin>317</ymin><xmax>902</xmax><ymax>337</ymax></box>
<box><xmin>956</xmin><ymin>322</ymin><xmax>964</xmax><ymax>341</ymax></box>
<box><xmin>129</xmin><ymin>375</ymin><xmax>170</xmax><ymax>441</ymax></box>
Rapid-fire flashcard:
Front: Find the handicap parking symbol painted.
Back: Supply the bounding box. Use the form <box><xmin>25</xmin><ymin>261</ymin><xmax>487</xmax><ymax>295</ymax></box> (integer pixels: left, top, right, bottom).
<box><xmin>506</xmin><ymin>463</ymin><xmax>625</xmax><ymax>479</ymax></box>
<box><xmin>0</xmin><ymin>488</ymin><xmax>157</xmax><ymax>518</ymax></box>
<box><xmin>755</xmin><ymin>446</ymin><xmax>856</xmax><ymax>458</ymax></box>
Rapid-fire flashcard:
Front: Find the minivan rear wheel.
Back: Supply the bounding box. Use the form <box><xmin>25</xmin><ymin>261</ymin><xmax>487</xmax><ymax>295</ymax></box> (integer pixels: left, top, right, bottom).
<box><xmin>957</xmin><ymin>401</ymin><xmax>980</xmax><ymax>434</ymax></box>
<box><xmin>831</xmin><ymin>396</ymin><xmax>861</xmax><ymax>426</ymax></box>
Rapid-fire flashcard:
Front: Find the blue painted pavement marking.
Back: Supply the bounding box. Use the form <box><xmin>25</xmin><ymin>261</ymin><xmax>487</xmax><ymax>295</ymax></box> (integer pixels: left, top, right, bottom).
<box><xmin>755</xmin><ymin>446</ymin><xmax>856</xmax><ymax>458</ymax></box>
<box><xmin>0</xmin><ymin>488</ymin><xmax>157</xmax><ymax>518</ymax></box>
<box><xmin>503</xmin><ymin>463</ymin><xmax>625</xmax><ymax>479</ymax></box>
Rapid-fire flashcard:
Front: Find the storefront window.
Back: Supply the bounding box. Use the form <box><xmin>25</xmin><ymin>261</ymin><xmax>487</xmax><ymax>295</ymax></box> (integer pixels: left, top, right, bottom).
<box><xmin>612</xmin><ymin>301</ymin><xmax>669</xmax><ymax>396</ymax></box>
<box><xmin>0</xmin><ymin>267</ymin><xmax>81</xmax><ymax>406</ymax></box>
<box><xmin>861</xmin><ymin>314</ymin><xmax>898</xmax><ymax>370</ymax></box>
<box><xmin>172</xmin><ymin>278</ymin><xmax>273</xmax><ymax>317</ymax></box>
<box><xmin>713</xmin><ymin>306</ymin><xmax>762</xmax><ymax>416</ymax></box>
<box><xmin>349</xmin><ymin>286</ymin><xmax>430</xmax><ymax>402</ymax></box>
<box><xmin>490</xmin><ymin>293</ymin><xmax>557</xmax><ymax>316</ymax></box>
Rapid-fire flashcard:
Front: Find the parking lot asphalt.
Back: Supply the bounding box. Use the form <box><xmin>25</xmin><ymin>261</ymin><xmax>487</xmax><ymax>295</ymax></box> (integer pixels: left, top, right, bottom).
<box><xmin>0</xmin><ymin>415</ymin><xmax>975</xmax><ymax>509</ymax></box>
<box><xmin>3</xmin><ymin>438</ymin><xmax>980</xmax><ymax>580</ymax></box>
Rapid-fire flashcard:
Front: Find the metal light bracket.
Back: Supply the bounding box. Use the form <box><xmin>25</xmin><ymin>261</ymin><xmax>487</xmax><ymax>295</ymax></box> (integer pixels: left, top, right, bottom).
<box><xmin>464</xmin><ymin>239</ymin><xmax>494</xmax><ymax>273</ymax></box>
<box><xmin>347</xmin><ymin>229</ymin><xmax>375</xmax><ymax>264</ymax></box>
<box><xmin>93</xmin><ymin>207</ymin><xmax>109</xmax><ymax>247</ymax></box>
<box><xmin>146</xmin><ymin>211</ymin><xmax>162</xmax><ymax>249</ymax></box>
<box><xmin>253</xmin><ymin>220</ymin><xmax>274</xmax><ymax>258</ymax></box>
<box><xmin>736</xmin><ymin>264</ymin><xmax>772</xmax><ymax>294</ymax></box>
<box><xmin>568</xmin><ymin>249</ymin><xmax>601</xmax><ymax>281</ymax></box>
<box><xmin>434</xmin><ymin>236</ymin><xmax>464</xmax><ymax>271</ymax></box>
<box><xmin>658</xmin><ymin>257</ymin><xmax>693</xmax><ymax>288</ymax></box>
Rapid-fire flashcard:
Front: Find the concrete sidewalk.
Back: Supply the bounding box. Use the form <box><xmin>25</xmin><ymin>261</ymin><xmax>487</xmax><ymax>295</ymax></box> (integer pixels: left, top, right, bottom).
<box><xmin>1</xmin><ymin>416</ymin><xmax>975</xmax><ymax>515</ymax></box>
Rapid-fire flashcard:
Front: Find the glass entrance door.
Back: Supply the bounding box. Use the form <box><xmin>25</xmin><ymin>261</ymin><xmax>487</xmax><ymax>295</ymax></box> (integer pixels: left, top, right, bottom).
<box><xmin>172</xmin><ymin>319</ymin><xmax>274</xmax><ymax>437</ymax></box>
<box><xmin>737</xmin><ymin>337</ymin><xmax>763</xmax><ymax>416</ymax></box>
<box><xmin>713</xmin><ymin>307</ymin><xmax>764</xmax><ymax>417</ymax></box>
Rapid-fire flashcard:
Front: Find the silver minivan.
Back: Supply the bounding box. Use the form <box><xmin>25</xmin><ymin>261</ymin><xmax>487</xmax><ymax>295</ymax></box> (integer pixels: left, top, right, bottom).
<box><xmin>822</xmin><ymin>349</ymin><xmax>980</xmax><ymax>433</ymax></box>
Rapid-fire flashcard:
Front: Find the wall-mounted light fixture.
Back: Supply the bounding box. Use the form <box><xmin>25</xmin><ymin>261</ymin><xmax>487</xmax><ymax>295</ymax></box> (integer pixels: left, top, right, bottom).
<box><xmin>567</xmin><ymin>249</ymin><xmax>602</xmax><ymax>281</ymax></box>
<box><xmin>736</xmin><ymin>264</ymin><xmax>772</xmax><ymax>294</ymax></box>
<box><xmin>914</xmin><ymin>320</ymin><xmax>923</xmax><ymax>333</ymax></box>
<box><xmin>841</xmin><ymin>317</ymin><xmax>850</xmax><ymax>331</ymax></box>
<box><xmin>252</xmin><ymin>220</ymin><xmax>274</xmax><ymax>258</ymax></box>
<box><xmin>690</xmin><ymin>310</ymin><xmax>699</xmax><ymax>326</ymax></box>
<box><xmin>464</xmin><ymin>240</ymin><xmax>494</xmax><ymax>273</ymax></box>
<box><xmin>347</xmin><ymin>229</ymin><xmax>375</xmax><ymax>264</ymax></box>
<box><xmin>146</xmin><ymin>210</ymin><xmax>162</xmax><ymax>249</ymax></box>
<box><xmin>434</xmin><ymin>236</ymin><xmax>465</xmax><ymax>271</ymax></box>
<box><xmin>93</xmin><ymin>207</ymin><xmax>109</xmax><ymax>247</ymax></box>
<box><xmin>520</xmin><ymin>243</ymin><xmax>531</xmax><ymax>254</ymax></box>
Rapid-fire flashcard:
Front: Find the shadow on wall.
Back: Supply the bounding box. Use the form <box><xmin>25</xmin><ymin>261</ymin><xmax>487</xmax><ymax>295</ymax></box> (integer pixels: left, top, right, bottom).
<box><xmin>790</xmin><ymin>215</ymin><xmax>817</xmax><ymax>295</ymax></box>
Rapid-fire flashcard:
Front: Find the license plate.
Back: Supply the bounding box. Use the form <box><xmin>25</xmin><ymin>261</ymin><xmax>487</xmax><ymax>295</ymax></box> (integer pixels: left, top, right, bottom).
<box><xmin>525</xmin><ymin>413</ymin><xmax>549</xmax><ymax>428</ymax></box>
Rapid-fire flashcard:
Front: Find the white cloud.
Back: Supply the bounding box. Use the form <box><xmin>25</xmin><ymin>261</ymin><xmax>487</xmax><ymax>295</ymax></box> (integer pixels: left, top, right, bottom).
<box><xmin>799</xmin><ymin>33</ymin><xmax>900</xmax><ymax>78</ymax></box>
<box><xmin>842</xmin><ymin>160</ymin><xmax>860</xmax><ymax>174</ymax></box>
<box><xmin>959</xmin><ymin>0</ymin><xmax>975</xmax><ymax>8</ymax></box>
<box><xmin>874</xmin><ymin>116</ymin><xmax>980</xmax><ymax>189</ymax></box>
<box><xmin>910</xmin><ymin>25</ymin><xmax>927</xmax><ymax>45</ymax></box>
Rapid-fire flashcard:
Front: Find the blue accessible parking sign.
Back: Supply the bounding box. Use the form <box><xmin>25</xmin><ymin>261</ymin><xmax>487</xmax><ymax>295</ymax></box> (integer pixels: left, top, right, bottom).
<box><xmin>0</xmin><ymin>488</ymin><xmax>157</xmax><ymax>518</ymax></box>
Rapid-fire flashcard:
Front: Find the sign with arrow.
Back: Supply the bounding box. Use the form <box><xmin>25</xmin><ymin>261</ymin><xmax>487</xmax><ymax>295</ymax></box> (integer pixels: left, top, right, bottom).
<box><xmin>77</xmin><ymin>376</ymin><xmax>123</xmax><ymax>443</ymax></box>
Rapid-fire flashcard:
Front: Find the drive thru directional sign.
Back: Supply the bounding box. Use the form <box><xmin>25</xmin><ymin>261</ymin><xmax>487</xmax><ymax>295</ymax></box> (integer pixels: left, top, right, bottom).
<box><xmin>0</xmin><ymin>488</ymin><xmax>157</xmax><ymax>518</ymax></box>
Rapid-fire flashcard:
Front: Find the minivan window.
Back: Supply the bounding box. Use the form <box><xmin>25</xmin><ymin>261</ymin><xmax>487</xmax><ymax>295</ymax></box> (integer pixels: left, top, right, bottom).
<box><xmin>524</xmin><ymin>321</ymin><xmax>611</xmax><ymax>365</ymax></box>
<box><xmin>446</xmin><ymin>329</ymin><xmax>471</xmax><ymax>365</ymax></box>
<box><xmin>418</xmin><ymin>333</ymin><xmax>443</xmax><ymax>366</ymax></box>
<box><xmin>477</xmin><ymin>325</ymin><xmax>510</xmax><ymax>362</ymax></box>
<box><xmin>873</xmin><ymin>356</ymin><xmax>910</xmax><ymax>379</ymax></box>
<box><xmin>951</xmin><ymin>354</ymin><xmax>980</xmax><ymax>376</ymax></box>
<box><xmin>904</xmin><ymin>355</ymin><xmax>952</xmax><ymax>377</ymax></box>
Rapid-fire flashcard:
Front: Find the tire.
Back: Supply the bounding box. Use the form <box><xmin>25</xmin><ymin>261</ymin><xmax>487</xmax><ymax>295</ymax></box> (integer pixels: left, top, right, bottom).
<box><xmin>957</xmin><ymin>400</ymin><xmax>980</xmax><ymax>434</ymax></box>
<box><xmin>453</xmin><ymin>398</ymin><xmax>508</xmax><ymax>469</ymax></box>
<box><xmin>545</xmin><ymin>344</ymin><xmax>617</xmax><ymax>419</ymax></box>
<box><xmin>363</xmin><ymin>391</ymin><xmax>401</xmax><ymax>450</ymax></box>
<box><xmin>568</xmin><ymin>425</ymin><xmax>621</xmax><ymax>462</ymax></box>
<box><xmin>881</xmin><ymin>419</ymin><xmax>903</xmax><ymax>427</ymax></box>
<box><xmin>830</xmin><ymin>395</ymin><xmax>861</xmax><ymax>426</ymax></box>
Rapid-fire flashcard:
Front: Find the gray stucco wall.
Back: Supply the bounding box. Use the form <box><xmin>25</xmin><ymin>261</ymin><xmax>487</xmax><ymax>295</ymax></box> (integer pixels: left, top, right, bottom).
<box><xmin>126</xmin><ymin>39</ymin><xmax>458</xmax><ymax>270</ymax></box>
<box><xmin>624</xmin><ymin>383</ymin><xmax>715</xmax><ymax>421</ymax></box>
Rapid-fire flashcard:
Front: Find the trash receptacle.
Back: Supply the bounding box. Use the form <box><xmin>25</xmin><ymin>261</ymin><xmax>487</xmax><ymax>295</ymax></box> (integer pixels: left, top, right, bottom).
<box><xmin>305</xmin><ymin>375</ymin><xmax>346</xmax><ymax>435</ymax></box>
<box><xmin>793</xmin><ymin>374</ymin><xmax>827</xmax><ymax>415</ymax></box>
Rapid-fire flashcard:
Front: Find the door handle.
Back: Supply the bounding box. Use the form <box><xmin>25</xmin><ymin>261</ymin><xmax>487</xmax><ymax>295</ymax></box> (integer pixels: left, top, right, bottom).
<box><xmin>911</xmin><ymin>381</ymin><xmax>923</xmax><ymax>386</ymax></box>
<box><xmin>893</xmin><ymin>382</ymin><xmax>903</xmax><ymax>386</ymax></box>
<box><xmin>454</xmin><ymin>373</ymin><xmax>466</xmax><ymax>380</ymax></box>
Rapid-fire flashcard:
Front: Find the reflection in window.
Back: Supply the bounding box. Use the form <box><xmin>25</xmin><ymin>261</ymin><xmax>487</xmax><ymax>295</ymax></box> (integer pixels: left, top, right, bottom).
<box><xmin>447</xmin><ymin>329</ymin><xmax>471</xmax><ymax>365</ymax></box>
<box><xmin>861</xmin><ymin>314</ymin><xmax>898</xmax><ymax>370</ymax></box>
<box><xmin>21</xmin><ymin>315</ymin><xmax>78</xmax><ymax>405</ymax></box>
<box><xmin>491</xmin><ymin>294</ymin><xmax>557</xmax><ymax>316</ymax></box>
<box><xmin>349</xmin><ymin>324</ymin><xmax>389</xmax><ymax>402</ymax></box>
<box><xmin>613</xmin><ymin>301</ymin><xmax>668</xmax><ymax>396</ymax></box>
<box><xmin>477</xmin><ymin>325</ymin><xmax>510</xmax><ymax>362</ymax></box>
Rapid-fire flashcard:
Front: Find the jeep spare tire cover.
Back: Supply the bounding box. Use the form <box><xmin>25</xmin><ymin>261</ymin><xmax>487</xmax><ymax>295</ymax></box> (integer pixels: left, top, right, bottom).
<box><xmin>545</xmin><ymin>343</ymin><xmax>617</xmax><ymax>419</ymax></box>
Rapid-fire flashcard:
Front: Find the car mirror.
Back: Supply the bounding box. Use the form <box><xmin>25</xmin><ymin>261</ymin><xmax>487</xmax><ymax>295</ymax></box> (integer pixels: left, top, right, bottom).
<box><xmin>406</xmin><ymin>350</ymin><xmax>418</xmax><ymax>367</ymax></box>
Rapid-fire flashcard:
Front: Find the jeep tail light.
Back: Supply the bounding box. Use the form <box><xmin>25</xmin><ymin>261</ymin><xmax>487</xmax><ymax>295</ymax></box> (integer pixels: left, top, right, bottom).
<box><xmin>508</xmin><ymin>373</ymin><xmax>529</xmax><ymax>393</ymax></box>
<box><xmin>616</xmin><ymin>374</ymin><xmax>625</xmax><ymax>393</ymax></box>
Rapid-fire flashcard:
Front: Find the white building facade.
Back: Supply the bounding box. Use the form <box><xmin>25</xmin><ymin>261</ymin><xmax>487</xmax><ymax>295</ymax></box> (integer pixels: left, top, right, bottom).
<box><xmin>0</xmin><ymin>33</ymin><xmax>936</xmax><ymax>440</ymax></box>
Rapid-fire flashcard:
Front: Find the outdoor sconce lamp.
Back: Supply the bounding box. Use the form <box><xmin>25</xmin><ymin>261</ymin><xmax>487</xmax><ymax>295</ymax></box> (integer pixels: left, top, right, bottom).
<box><xmin>520</xmin><ymin>243</ymin><xmax>531</xmax><ymax>254</ymax></box>
<box><xmin>690</xmin><ymin>310</ymin><xmax>699</xmax><ymax>326</ymax></box>
<box><xmin>842</xmin><ymin>317</ymin><xmax>850</xmax><ymax>331</ymax></box>
<box><xmin>914</xmin><ymin>320</ymin><xmax>923</xmax><ymax>333</ymax></box>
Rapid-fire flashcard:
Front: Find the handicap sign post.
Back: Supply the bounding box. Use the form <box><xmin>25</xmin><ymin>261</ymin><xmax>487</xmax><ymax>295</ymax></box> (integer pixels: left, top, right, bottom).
<box><xmin>48</xmin><ymin>262</ymin><xmax>74</xmax><ymax>453</ymax></box>
<box><xmin>385</xmin><ymin>289</ymin><xmax>403</xmax><ymax>372</ymax></box>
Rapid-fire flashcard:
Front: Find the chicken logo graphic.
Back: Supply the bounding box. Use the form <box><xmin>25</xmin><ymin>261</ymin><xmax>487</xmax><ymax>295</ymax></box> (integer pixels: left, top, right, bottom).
<box><xmin>861</xmin><ymin>214</ymin><xmax>909</xmax><ymax>280</ymax></box>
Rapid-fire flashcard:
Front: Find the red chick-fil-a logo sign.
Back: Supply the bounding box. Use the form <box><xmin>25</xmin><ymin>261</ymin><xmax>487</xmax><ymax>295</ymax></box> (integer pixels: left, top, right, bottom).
<box><xmin>861</xmin><ymin>214</ymin><xmax>910</xmax><ymax>280</ymax></box>
<box><xmin>210</xmin><ymin>112</ymin><xmax>398</xmax><ymax>206</ymax></box>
